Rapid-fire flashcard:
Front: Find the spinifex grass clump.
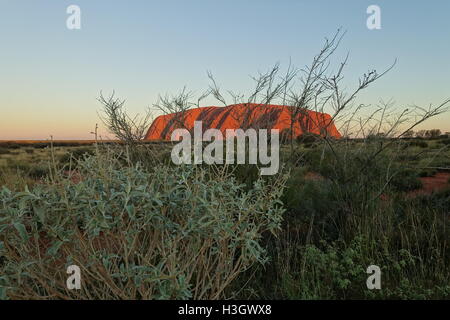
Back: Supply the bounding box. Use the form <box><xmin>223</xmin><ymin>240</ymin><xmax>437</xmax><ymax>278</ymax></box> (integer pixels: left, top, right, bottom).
<box><xmin>0</xmin><ymin>152</ymin><xmax>286</xmax><ymax>300</ymax></box>
<box><xmin>229</xmin><ymin>140</ymin><xmax>449</xmax><ymax>299</ymax></box>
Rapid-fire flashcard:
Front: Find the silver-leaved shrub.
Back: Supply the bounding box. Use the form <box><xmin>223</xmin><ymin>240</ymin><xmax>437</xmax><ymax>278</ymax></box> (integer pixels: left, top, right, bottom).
<box><xmin>0</xmin><ymin>155</ymin><xmax>286</xmax><ymax>299</ymax></box>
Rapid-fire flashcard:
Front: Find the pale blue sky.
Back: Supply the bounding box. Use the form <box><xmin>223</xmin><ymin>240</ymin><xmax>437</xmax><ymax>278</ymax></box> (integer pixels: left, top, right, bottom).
<box><xmin>0</xmin><ymin>0</ymin><xmax>449</xmax><ymax>139</ymax></box>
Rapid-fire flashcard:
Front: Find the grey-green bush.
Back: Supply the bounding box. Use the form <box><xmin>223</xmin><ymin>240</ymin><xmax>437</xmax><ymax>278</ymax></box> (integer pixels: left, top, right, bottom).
<box><xmin>0</xmin><ymin>154</ymin><xmax>287</xmax><ymax>300</ymax></box>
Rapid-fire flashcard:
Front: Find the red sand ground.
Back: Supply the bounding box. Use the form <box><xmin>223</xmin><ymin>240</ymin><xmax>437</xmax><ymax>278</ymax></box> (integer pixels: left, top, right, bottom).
<box><xmin>408</xmin><ymin>172</ymin><xmax>450</xmax><ymax>197</ymax></box>
<box><xmin>304</xmin><ymin>172</ymin><xmax>325</xmax><ymax>181</ymax></box>
<box><xmin>305</xmin><ymin>171</ymin><xmax>450</xmax><ymax>198</ymax></box>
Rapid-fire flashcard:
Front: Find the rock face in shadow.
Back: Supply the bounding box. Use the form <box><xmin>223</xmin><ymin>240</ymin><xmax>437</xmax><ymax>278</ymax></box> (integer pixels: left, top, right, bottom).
<box><xmin>145</xmin><ymin>103</ymin><xmax>342</xmax><ymax>140</ymax></box>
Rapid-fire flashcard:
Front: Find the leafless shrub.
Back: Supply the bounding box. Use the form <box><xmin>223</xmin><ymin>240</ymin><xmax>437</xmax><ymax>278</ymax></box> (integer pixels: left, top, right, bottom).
<box><xmin>98</xmin><ymin>91</ymin><xmax>153</xmax><ymax>144</ymax></box>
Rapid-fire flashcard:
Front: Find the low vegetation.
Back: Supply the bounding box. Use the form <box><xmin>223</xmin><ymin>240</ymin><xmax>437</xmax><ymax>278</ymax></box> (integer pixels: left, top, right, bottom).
<box><xmin>1</xmin><ymin>30</ymin><xmax>449</xmax><ymax>299</ymax></box>
<box><xmin>0</xmin><ymin>136</ymin><xmax>448</xmax><ymax>299</ymax></box>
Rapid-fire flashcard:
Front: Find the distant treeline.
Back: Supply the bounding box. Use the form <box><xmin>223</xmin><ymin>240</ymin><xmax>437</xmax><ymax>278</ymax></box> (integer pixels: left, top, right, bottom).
<box><xmin>0</xmin><ymin>141</ymin><xmax>107</xmax><ymax>149</ymax></box>
<box><xmin>0</xmin><ymin>140</ymin><xmax>173</xmax><ymax>149</ymax></box>
<box><xmin>1</xmin><ymin>131</ymin><xmax>448</xmax><ymax>150</ymax></box>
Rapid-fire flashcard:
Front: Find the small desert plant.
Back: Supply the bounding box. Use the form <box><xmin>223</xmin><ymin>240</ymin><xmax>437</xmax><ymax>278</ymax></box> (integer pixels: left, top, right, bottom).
<box><xmin>407</xmin><ymin>140</ymin><xmax>429</xmax><ymax>148</ymax></box>
<box><xmin>0</xmin><ymin>148</ymin><xmax>11</xmax><ymax>155</ymax></box>
<box><xmin>4</xmin><ymin>159</ymin><xmax>49</xmax><ymax>180</ymax></box>
<box><xmin>390</xmin><ymin>169</ymin><xmax>422</xmax><ymax>192</ymax></box>
<box><xmin>0</xmin><ymin>143</ymin><xmax>21</xmax><ymax>150</ymax></box>
<box><xmin>231</xmin><ymin>189</ymin><xmax>449</xmax><ymax>299</ymax></box>
<box><xmin>0</xmin><ymin>152</ymin><xmax>287</xmax><ymax>300</ymax></box>
<box><xmin>296</xmin><ymin>133</ymin><xmax>320</xmax><ymax>145</ymax></box>
<box><xmin>58</xmin><ymin>147</ymin><xmax>94</xmax><ymax>166</ymax></box>
<box><xmin>99</xmin><ymin>92</ymin><xmax>152</xmax><ymax>144</ymax></box>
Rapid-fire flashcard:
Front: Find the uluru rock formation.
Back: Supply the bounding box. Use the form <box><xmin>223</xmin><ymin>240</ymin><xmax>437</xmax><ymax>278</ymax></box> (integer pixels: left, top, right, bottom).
<box><xmin>144</xmin><ymin>103</ymin><xmax>341</xmax><ymax>140</ymax></box>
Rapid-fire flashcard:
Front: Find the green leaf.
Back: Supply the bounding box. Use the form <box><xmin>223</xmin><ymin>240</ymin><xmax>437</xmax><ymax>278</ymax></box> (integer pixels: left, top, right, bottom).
<box><xmin>47</xmin><ymin>240</ymin><xmax>64</xmax><ymax>256</ymax></box>
<box><xmin>0</xmin><ymin>287</ymin><xmax>8</xmax><ymax>300</ymax></box>
<box><xmin>125</xmin><ymin>205</ymin><xmax>135</xmax><ymax>219</ymax></box>
<box><xmin>13</xmin><ymin>222</ymin><xmax>29</xmax><ymax>242</ymax></box>
<box><xmin>34</xmin><ymin>206</ymin><xmax>46</xmax><ymax>224</ymax></box>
